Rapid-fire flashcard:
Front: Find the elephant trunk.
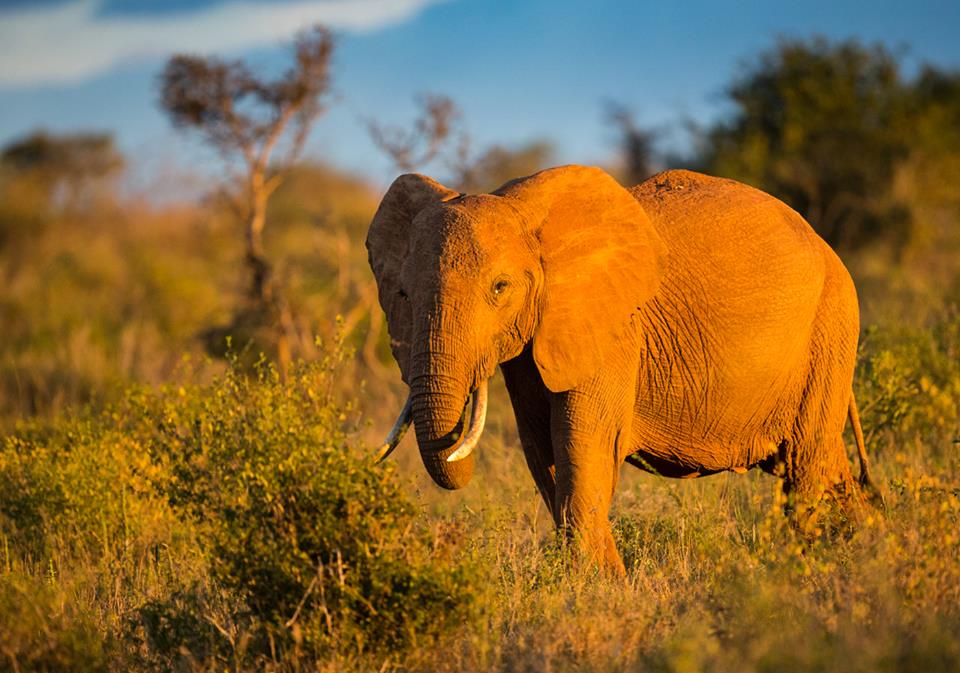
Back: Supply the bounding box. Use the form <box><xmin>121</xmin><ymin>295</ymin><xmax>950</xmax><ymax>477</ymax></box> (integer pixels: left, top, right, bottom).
<box><xmin>408</xmin><ymin>350</ymin><xmax>480</xmax><ymax>490</ymax></box>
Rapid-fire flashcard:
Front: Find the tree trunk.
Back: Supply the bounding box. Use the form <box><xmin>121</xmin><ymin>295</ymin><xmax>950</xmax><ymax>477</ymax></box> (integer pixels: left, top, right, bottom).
<box><xmin>242</xmin><ymin>174</ymin><xmax>293</xmax><ymax>380</ymax></box>
<box><xmin>246</xmin><ymin>178</ymin><xmax>270</xmax><ymax>303</ymax></box>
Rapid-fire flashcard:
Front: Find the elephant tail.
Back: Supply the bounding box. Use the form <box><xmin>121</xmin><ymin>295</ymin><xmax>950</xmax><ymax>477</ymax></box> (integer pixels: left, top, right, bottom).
<box><xmin>848</xmin><ymin>393</ymin><xmax>883</xmax><ymax>507</ymax></box>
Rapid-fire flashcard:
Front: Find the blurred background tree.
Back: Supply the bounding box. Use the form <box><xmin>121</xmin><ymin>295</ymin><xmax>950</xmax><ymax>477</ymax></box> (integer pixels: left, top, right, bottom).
<box><xmin>1</xmin><ymin>131</ymin><xmax>123</xmax><ymax>206</ymax></box>
<box><xmin>605</xmin><ymin>101</ymin><xmax>658</xmax><ymax>187</ymax></box>
<box><xmin>0</xmin><ymin>131</ymin><xmax>124</xmax><ymax>246</ymax></box>
<box><xmin>695</xmin><ymin>37</ymin><xmax>960</xmax><ymax>261</ymax></box>
<box><xmin>697</xmin><ymin>38</ymin><xmax>911</xmax><ymax>251</ymax></box>
<box><xmin>453</xmin><ymin>139</ymin><xmax>555</xmax><ymax>194</ymax></box>
<box><xmin>366</xmin><ymin>94</ymin><xmax>556</xmax><ymax>193</ymax></box>
<box><xmin>159</xmin><ymin>25</ymin><xmax>334</xmax><ymax>376</ymax></box>
<box><xmin>366</xmin><ymin>94</ymin><xmax>462</xmax><ymax>174</ymax></box>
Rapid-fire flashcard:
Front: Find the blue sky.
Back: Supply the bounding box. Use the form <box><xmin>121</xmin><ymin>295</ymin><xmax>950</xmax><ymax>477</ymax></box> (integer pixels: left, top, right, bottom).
<box><xmin>2</xmin><ymin>0</ymin><xmax>959</xmax><ymax>192</ymax></box>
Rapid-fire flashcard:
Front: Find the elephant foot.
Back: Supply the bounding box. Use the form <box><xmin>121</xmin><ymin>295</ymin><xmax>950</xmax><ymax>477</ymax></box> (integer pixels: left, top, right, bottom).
<box><xmin>562</xmin><ymin>524</ymin><xmax>626</xmax><ymax>577</ymax></box>
<box><xmin>603</xmin><ymin>533</ymin><xmax>627</xmax><ymax>577</ymax></box>
<box><xmin>787</xmin><ymin>477</ymin><xmax>876</xmax><ymax>541</ymax></box>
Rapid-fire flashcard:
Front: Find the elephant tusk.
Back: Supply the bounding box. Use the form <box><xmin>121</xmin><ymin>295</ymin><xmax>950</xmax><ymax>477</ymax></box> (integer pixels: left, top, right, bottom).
<box><xmin>374</xmin><ymin>395</ymin><xmax>413</xmax><ymax>463</ymax></box>
<box><xmin>446</xmin><ymin>380</ymin><xmax>488</xmax><ymax>462</ymax></box>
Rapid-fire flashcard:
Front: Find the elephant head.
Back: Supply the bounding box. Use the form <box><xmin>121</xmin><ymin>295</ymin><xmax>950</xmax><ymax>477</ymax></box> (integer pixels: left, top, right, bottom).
<box><xmin>367</xmin><ymin>165</ymin><xmax>665</xmax><ymax>490</ymax></box>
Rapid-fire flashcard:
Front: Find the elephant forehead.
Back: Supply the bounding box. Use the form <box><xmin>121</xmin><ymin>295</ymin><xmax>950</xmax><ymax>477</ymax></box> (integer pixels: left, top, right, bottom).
<box><xmin>414</xmin><ymin>197</ymin><xmax>525</xmax><ymax>274</ymax></box>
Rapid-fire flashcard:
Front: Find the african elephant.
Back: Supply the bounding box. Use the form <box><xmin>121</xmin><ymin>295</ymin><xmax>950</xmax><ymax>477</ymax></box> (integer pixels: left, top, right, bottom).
<box><xmin>367</xmin><ymin>165</ymin><xmax>878</xmax><ymax>574</ymax></box>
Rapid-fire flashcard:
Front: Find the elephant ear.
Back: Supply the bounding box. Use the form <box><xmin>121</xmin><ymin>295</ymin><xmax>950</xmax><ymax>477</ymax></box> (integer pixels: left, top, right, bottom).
<box><xmin>366</xmin><ymin>174</ymin><xmax>459</xmax><ymax>382</ymax></box>
<box><xmin>496</xmin><ymin>165</ymin><xmax>666</xmax><ymax>392</ymax></box>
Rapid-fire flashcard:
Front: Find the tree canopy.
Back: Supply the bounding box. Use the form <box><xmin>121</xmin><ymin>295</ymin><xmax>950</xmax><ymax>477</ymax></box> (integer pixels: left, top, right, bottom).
<box><xmin>701</xmin><ymin>37</ymin><xmax>916</xmax><ymax>250</ymax></box>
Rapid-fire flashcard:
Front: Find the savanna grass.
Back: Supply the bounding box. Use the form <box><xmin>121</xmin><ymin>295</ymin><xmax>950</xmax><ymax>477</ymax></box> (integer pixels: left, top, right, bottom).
<box><xmin>0</xmin><ymin>315</ymin><xmax>958</xmax><ymax>671</ymax></box>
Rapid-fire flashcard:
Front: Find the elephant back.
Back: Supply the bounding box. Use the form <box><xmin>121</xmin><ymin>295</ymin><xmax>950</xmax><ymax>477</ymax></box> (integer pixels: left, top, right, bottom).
<box><xmin>631</xmin><ymin>170</ymin><xmax>820</xmax><ymax>252</ymax></box>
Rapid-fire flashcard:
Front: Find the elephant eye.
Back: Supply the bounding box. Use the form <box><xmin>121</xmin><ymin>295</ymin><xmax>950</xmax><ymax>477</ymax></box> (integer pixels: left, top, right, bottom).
<box><xmin>492</xmin><ymin>278</ymin><xmax>510</xmax><ymax>296</ymax></box>
<box><xmin>398</xmin><ymin>287</ymin><xmax>409</xmax><ymax>301</ymax></box>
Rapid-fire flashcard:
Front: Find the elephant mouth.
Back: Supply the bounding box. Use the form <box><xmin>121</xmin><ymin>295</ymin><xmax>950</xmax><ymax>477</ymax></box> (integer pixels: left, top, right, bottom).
<box><xmin>374</xmin><ymin>379</ymin><xmax>489</xmax><ymax>463</ymax></box>
<box><xmin>418</xmin><ymin>405</ymin><xmax>467</xmax><ymax>453</ymax></box>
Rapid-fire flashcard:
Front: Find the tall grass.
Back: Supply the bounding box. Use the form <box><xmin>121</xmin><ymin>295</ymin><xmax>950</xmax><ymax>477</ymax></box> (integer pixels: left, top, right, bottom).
<box><xmin>1</xmin><ymin>318</ymin><xmax>958</xmax><ymax>671</ymax></box>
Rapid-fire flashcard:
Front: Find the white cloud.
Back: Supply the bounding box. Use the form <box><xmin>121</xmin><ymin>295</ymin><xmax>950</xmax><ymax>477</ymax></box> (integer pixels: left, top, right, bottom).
<box><xmin>0</xmin><ymin>0</ymin><xmax>443</xmax><ymax>88</ymax></box>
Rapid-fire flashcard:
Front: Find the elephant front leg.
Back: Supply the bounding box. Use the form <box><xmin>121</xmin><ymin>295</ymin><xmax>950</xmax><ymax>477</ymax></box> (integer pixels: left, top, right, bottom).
<box><xmin>550</xmin><ymin>387</ymin><xmax>627</xmax><ymax>576</ymax></box>
<box><xmin>501</xmin><ymin>349</ymin><xmax>558</xmax><ymax>519</ymax></box>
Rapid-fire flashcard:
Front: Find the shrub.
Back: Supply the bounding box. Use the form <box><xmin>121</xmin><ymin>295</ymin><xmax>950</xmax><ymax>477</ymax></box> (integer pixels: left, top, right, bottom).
<box><xmin>143</xmin><ymin>351</ymin><xmax>478</xmax><ymax>656</ymax></box>
<box><xmin>0</xmin><ymin>345</ymin><xmax>478</xmax><ymax>669</ymax></box>
<box><xmin>856</xmin><ymin>308</ymin><xmax>960</xmax><ymax>454</ymax></box>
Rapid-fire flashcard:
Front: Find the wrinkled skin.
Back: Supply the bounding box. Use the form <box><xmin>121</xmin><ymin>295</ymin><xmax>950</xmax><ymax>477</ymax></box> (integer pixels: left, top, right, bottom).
<box><xmin>367</xmin><ymin>165</ymin><xmax>876</xmax><ymax>574</ymax></box>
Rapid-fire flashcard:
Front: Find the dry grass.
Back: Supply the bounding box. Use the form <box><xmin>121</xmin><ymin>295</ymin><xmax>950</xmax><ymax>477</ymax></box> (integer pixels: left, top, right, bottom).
<box><xmin>382</xmin><ymin>410</ymin><xmax>960</xmax><ymax>673</ymax></box>
<box><xmin>8</xmin><ymin>396</ymin><xmax>957</xmax><ymax>673</ymax></box>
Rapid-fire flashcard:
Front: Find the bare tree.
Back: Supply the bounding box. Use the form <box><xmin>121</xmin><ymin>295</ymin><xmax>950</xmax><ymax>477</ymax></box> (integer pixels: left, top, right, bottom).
<box><xmin>367</xmin><ymin>94</ymin><xmax>461</xmax><ymax>173</ymax></box>
<box><xmin>159</xmin><ymin>25</ymin><xmax>334</xmax><ymax>374</ymax></box>
<box><xmin>452</xmin><ymin>139</ymin><xmax>555</xmax><ymax>193</ymax></box>
<box><xmin>606</xmin><ymin>101</ymin><xmax>657</xmax><ymax>186</ymax></box>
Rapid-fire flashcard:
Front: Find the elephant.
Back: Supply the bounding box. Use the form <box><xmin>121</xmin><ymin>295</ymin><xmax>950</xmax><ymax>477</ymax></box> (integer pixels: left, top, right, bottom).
<box><xmin>366</xmin><ymin>164</ymin><xmax>879</xmax><ymax>574</ymax></box>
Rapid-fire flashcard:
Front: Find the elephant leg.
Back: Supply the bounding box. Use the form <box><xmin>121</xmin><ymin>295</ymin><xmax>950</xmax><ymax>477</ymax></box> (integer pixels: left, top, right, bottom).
<box><xmin>550</xmin><ymin>386</ymin><xmax>627</xmax><ymax>576</ymax></box>
<box><xmin>501</xmin><ymin>348</ymin><xmax>557</xmax><ymax>519</ymax></box>
<box><xmin>782</xmin><ymin>431</ymin><xmax>860</xmax><ymax>534</ymax></box>
<box><xmin>782</xmin><ymin>260</ymin><xmax>863</xmax><ymax>532</ymax></box>
<box><xmin>814</xmin><ymin>433</ymin><xmax>863</xmax><ymax>525</ymax></box>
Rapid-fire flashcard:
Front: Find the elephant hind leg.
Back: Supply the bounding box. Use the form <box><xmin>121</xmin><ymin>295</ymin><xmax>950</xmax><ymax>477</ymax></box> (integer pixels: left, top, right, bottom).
<box><xmin>781</xmin><ymin>432</ymin><xmax>864</xmax><ymax>535</ymax></box>
<box><xmin>780</xmin><ymin>259</ymin><xmax>866</xmax><ymax>533</ymax></box>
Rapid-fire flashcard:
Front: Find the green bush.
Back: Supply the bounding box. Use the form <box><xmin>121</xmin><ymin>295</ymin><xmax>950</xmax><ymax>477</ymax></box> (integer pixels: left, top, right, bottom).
<box><xmin>856</xmin><ymin>308</ymin><xmax>960</xmax><ymax>453</ymax></box>
<box><xmin>0</xmin><ymin>347</ymin><xmax>478</xmax><ymax>669</ymax></box>
<box><xmin>143</xmin><ymin>351</ymin><xmax>478</xmax><ymax>656</ymax></box>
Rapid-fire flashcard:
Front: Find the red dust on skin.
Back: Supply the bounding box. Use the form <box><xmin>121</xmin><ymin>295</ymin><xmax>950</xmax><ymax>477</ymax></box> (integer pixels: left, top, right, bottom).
<box><xmin>368</xmin><ymin>164</ymin><xmax>879</xmax><ymax>575</ymax></box>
